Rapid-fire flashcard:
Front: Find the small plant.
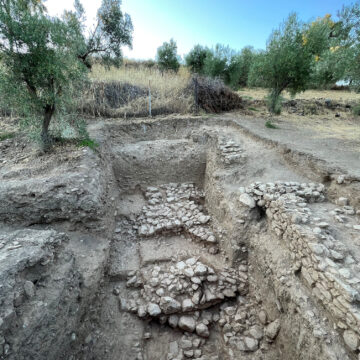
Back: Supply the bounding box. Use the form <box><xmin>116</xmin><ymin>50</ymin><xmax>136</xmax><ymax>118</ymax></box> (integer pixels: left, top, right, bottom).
<box><xmin>352</xmin><ymin>103</ymin><xmax>360</xmax><ymax>116</ymax></box>
<box><xmin>77</xmin><ymin>138</ymin><xmax>99</xmax><ymax>150</ymax></box>
<box><xmin>0</xmin><ymin>132</ymin><xmax>15</xmax><ymax>141</ymax></box>
<box><xmin>265</xmin><ymin>120</ymin><xmax>278</xmax><ymax>129</ymax></box>
<box><xmin>248</xmin><ymin>107</ymin><xmax>259</xmax><ymax>111</ymax></box>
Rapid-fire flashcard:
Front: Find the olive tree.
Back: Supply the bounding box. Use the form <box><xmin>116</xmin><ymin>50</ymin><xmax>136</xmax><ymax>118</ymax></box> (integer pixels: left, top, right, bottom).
<box><xmin>203</xmin><ymin>44</ymin><xmax>235</xmax><ymax>81</ymax></box>
<box><xmin>0</xmin><ymin>0</ymin><xmax>133</xmax><ymax>150</ymax></box>
<box><xmin>248</xmin><ymin>14</ymin><xmax>315</xmax><ymax>113</ymax></box>
<box><xmin>72</xmin><ymin>0</ymin><xmax>133</xmax><ymax>68</ymax></box>
<box><xmin>185</xmin><ymin>44</ymin><xmax>211</xmax><ymax>74</ymax></box>
<box><xmin>156</xmin><ymin>39</ymin><xmax>181</xmax><ymax>72</ymax></box>
<box><xmin>337</xmin><ymin>1</ymin><xmax>360</xmax><ymax>91</ymax></box>
<box><xmin>227</xmin><ymin>46</ymin><xmax>257</xmax><ymax>88</ymax></box>
<box><xmin>304</xmin><ymin>14</ymin><xmax>347</xmax><ymax>89</ymax></box>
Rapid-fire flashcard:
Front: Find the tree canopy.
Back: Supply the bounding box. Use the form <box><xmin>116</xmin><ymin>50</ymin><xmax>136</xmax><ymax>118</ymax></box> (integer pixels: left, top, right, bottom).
<box><xmin>156</xmin><ymin>39</ymin><xmax>181</xmax><ymax>72</ymax></box>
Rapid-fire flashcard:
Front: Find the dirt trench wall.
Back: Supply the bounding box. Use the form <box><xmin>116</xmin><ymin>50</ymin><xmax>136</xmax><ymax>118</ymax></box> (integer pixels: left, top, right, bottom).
<box><xmin>1</xmin><ymin>118</ymin><xmax>360</xmax><ymax>360</ymax></box>
<box><xmin>112</xmin><ymin>139</ymin><xmax>206</xmax><ymax>191</ymax></box>
<box><xmin>0</xmin><ymin>132</ymin><xmax>117</xmax><ymax>359</ymax></box>
<box><xmin>199</xmin><ymin>127</ymin><xmax>357</xmax><ymax>359</ymax></box>
<box><xmin>105</xmin><ymin>119</ymin><xmax>360</xmax><ymax>359</ymax></box>
<box><xmin>0</xmin><ymin>151</ymin><xmax>109</xmax><ymax>228</ymax></box>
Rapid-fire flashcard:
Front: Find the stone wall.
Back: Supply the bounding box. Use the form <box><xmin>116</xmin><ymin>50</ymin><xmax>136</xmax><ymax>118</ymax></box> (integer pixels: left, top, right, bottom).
<box><xmin>241</xmin><ymin>181</ymin><xmax>360</xmax><ymax>356</ymax></box>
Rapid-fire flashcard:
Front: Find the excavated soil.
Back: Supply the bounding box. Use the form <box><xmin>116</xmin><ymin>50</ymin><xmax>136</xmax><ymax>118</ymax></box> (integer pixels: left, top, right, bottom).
<box><xmin>0</xmin><ymin>117</ymin><xmax>360</xmax><ymax>360</ymax></box>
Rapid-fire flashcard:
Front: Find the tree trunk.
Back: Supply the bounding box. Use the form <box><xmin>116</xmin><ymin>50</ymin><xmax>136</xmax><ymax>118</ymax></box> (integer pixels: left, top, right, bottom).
<box><xmin>41</xmin><ymin>104</ymin><xmax>55</xmax><ymax>152</ymax></box>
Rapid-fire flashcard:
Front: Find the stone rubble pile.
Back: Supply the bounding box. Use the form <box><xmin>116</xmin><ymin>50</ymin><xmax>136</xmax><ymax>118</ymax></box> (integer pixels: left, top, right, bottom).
<box><xmin>217</xmin><ymin>139</ymin><xmax>245</xmax><ymax>165</ymax></box>
<box><xmin>239</xmin><ymin>181</ymin><xmax>326</xmax><ymax>209</ymax></box>
<box><xmin>331</xmin><ymin>197</ymin><xmax>360</xmax><ymax>225</ymax></box>
<box><xmin>120</xmin><ymin>258</ymin><xmax>248</xmax><ymax>339</ymax></box>
<box><xmin>218</xmin><ymin>299</ymin><xmax>281</xmax><ymax>353</ymax></box>
<box><xmin>240</xmin><ymin>181</ymin><xmax>360</xmax><ymax>354</ymax></box>
<box><xmin>167</xmin><ymin>334</ymin><xmax>207</xmax><ymax>360</ymax></box>
<box><xmin>136</xmin><ymin>184</ymin><xmax>217</xmax><ymax>245</ymax></box>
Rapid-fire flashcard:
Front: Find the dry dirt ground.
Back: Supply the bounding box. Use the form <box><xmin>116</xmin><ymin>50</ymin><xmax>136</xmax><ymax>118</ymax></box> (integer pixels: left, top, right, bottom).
<box><xmin>0</xmin><ymin>99</ymin><xmax>360</xmax><ymax>360</ymax></box>
<box><xmin>238</xmin><ymin>88</ymin><xmax>360</xmax><ymax>146</ymax></box>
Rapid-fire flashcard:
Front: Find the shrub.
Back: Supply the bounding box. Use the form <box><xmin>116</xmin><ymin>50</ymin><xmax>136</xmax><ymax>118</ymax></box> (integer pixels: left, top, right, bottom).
<box><xmin>77</xmin><ymin>138</ymin><xmax>99</xmax><ymax>150</ymax></box>
<box><xmin>265</xmin><ymin>120</ymin><xmax>278</xmax><ymax>129</ymax></box>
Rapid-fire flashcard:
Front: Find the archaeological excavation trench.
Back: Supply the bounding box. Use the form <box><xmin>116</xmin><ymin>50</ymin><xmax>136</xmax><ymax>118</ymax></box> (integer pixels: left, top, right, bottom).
<box><xmin>1</xmin><ymin>117</ymin><xmax>360</xmax><ymax>360</ymax></box>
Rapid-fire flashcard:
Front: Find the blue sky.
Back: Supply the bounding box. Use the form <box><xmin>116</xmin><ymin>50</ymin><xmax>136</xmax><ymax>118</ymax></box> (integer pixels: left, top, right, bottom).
<box><xmin>46</xmin><ymin>0</ymin><xmax>354</xmax><ymax>59</ymax></box>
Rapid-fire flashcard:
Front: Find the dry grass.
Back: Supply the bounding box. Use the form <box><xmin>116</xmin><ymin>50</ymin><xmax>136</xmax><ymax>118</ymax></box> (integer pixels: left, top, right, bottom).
<box><xmin>82</xmin><ymin>64</ymin><xmax>193</xmax><ymax>117</ymax></box>
<box><xmin>239</xmin><ymin>87</ymin><xmax>360</xmax><ymax>102</ymax></box>
<box><xmin>90</xmin><ymin>64</ymin><xmax>191</xmax><ymax>93</ymax></box>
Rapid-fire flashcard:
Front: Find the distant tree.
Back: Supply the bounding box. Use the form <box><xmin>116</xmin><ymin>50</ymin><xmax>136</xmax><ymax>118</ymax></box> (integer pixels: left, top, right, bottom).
<box><xmin>203</xmin><ymin>44</ymin><xmax>234</xmax><ymax>81</ymax></box>
<box><xmin>156</xmin><ymin>39</ymin><xmax>180</xmax><ymax>72</ymax></box>
<box><xmin>0</xmin><ymin>0</ymin><xmax>133</xmax><ymax>150</ymax></box>
<box><xmin>248</xmin><ymin>13</ymin><xmax>317</xmax><ymax>114</ymax></box>
<box><xmin>200</xmin><ymin>44</ymin><xmax>258</xmax><ymax>89</ymax></box>
<box><xmin>67</xmin><ymin>0</ymin><xmax>133</xmax><ymax>69</ymax></box>
<box><xmin>185</xmin><ymin>44</ymin><xmax>211</xmax><ymax>74</ymax></box>
<box><xmin>227</xmin><ymin>46</ymin><xmax>257</xmax><ymax>88</ymax></box>
<box><xmin>337</xmin><ymin>1</ymin><xmax>360</xmax><ymax>91</ymax></box>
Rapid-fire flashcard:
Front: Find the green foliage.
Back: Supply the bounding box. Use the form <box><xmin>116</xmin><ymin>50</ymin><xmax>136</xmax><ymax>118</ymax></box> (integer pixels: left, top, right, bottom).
<box><xmin>265</xmin><ymin>120</ymin><xmax>278</xmax><ymax>129</ymax></box>
<box><xmin>156</xmin><ymin>39</ymin><xmax>181</xmax><ymax>72</ymax></box>
<box><xmin>352</xmin><ymin>103</ymin><xmax>360</xmax><ymax>116</ymax></box>
<box><xmin>266</xmin><ymin>91</ymin><xmax>283</xmax><ymax>114</ymax></box>
<box><xmin>77</xmin><ymin>138</ymin><xmax>99</xmax><ymax>150</ymax></box>
<box><xmin>0</xmin><ymin>0</ymin><xmax>88</xmax><ymax>149</ymax></box>
<box><xmin>249</xmin><ymin>14</ymin><xmax>315</xmax><ymax>113</ymax></box>
<box><xmin>304</xmin><ymin>14</ymin><xmax>348</xmax><ymax>88</ymax></box>
<box><xmin>309</xmin><ymin>48</ymin><xmax>350</xmax><ymax>88</ymax></box>
<box><xmin>185</xmin><ymin>45</ymin><xmax>211</xmax><ymax>74</ymax></box>
<box><xmin>338</xmin><ymin>2</ymin><xmax>360</xmax><ymax>92</ymax></box>
<box><xmin>72</xmin><ymin>0</ymin><xmax>133</xmax><ymax>68</ymax></box>
<box><xmin>0</xmin><ymin>0</ymin><xmax>133</xmax><ymax>150</ymax></box>
<box><xmin>185</xmin><ymin>44</ymin><xmax>257</xmax><ymax>89</ymax></box>
<box><xmin>0</xmin><ymin>132</ymin><xmax>15</xmax><ymax>141</ymax></box>
<box><xmin>203</xmin><ymin>44</ymin><xmax>234</xmax><ymax>82</ymax></box>
<box><xmin>238</xmin><ymin>47</ymin><xmax>258</xmax><ymax>86</ymax></box>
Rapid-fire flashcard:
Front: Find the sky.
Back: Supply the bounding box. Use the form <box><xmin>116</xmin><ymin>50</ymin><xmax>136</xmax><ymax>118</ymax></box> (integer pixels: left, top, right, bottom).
<box><xmin>45</xmin><ymin>0</ymin><xmax>354</xmax><ymax>60</ymax></box>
